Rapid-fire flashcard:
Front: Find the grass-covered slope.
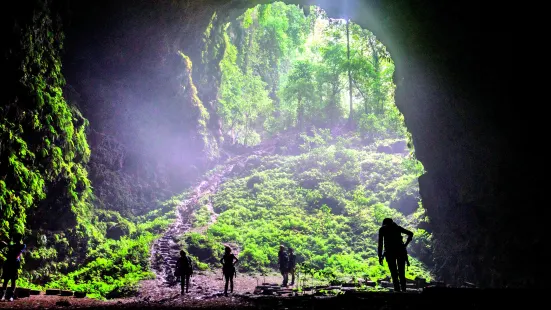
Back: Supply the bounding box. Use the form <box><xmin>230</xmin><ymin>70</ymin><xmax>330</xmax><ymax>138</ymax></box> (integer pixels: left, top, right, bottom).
<box><xmin>183</xmin><ymin>131</ymin><xmax>431</xmax><ymax>283</ymax></box>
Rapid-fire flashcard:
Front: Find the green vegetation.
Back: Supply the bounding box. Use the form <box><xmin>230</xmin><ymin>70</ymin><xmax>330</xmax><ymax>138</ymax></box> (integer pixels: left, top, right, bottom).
<box><xmin>219</xmin><ymin>3</ymin><xmax>403</xmax><ymax>146</ymax></box>
<box><xmin>182</xmin><ymin>130</ymin><xmax>430</xmax><ymax>283</ymax></box>
<box><xmin>18</xmin><ymin>197</ymin><xmax>181</xmax><ymax>299</ymax></box>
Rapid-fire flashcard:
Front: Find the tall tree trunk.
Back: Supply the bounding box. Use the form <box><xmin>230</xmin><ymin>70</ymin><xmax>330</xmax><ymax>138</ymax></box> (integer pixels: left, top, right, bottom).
<box><xmin>347</xmin><ymin>19</ymin><xmax>353</xmax><ymax>127</ymax></box>
<box><xmin>297</xmin><ymin>96</ymin><xmax>304</xmax><ymax>131</ymax></box>
<box><xmin>368</xmin><ymin>36</ymin><xmax>382</xmax><ymax>114</ymax></box>
<box><xmin>244</xmin><ymin>15</ymin><xmax>256</xmax><ymax>75</ymax></box>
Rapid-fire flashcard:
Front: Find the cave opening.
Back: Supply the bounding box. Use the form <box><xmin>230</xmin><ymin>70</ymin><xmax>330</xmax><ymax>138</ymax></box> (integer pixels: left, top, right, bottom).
<box><xmin>56</xmin><ymin>0</ymin><xmax>435</xmax><ymax>295</ymax></box>
<box><xmin>1</xmin><ymin>0</ymin><xmax>534</xmax><ymax>303</ymax></box>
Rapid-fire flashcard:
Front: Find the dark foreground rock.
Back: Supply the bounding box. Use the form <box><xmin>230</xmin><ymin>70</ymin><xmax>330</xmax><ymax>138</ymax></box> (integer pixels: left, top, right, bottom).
<box><xmin>0</xmin><ymin>288</ymin><xmax>544</xmax><ymax>309</ymax></box>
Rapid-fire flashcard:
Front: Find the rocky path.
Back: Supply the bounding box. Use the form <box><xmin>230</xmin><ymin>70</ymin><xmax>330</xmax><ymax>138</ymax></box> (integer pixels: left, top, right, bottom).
<box><xmin>137</xmin><ymin>143</ymin><xmax>277</xmax><ymax>302</ymax></box>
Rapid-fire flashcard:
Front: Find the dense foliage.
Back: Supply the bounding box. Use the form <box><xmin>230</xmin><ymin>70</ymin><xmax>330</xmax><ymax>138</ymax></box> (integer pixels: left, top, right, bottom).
<box><xmin>219</xmin><ymin>4</ymin><xmax>404</xmax><ymax>146</ymax></box>
<box><xmin>182</xmin><ymin>130</ymin><xmax>430</xmax><ymax>283</ymax></box>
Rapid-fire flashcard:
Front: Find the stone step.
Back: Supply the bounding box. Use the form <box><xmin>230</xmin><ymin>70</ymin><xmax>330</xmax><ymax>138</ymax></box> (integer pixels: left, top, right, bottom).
<box><xmin>60</xmin><ymin>290</ymin><xmax>74</xmax><ymax>297</ymax></box>
<box><xmin>46</xmin><ymin>289</ymin><xmax>60</xmax><ymax>295</ymax></box>
<box><xmin>379</xmin><ymin>281</ymin><xmax>393</xmax><ymax>288</ymax></box>
<box><xmin>16</xmin><ymin>288</ymin><xmax>31</xmax><ymax>298</ymax></box>
<box><xmin>365</xmin><ymin>281</ymin><xmax>377</xmax><ymax>287</ymax></box>
<box><xmin>30</xmin><ymin>290</ymin><xmax>41</xmax><ymax>295</ymax></box>
<box><xmin>74</xmin><ymin>292</ymin><xmax>87</xmax><ymax>298</ymax></box>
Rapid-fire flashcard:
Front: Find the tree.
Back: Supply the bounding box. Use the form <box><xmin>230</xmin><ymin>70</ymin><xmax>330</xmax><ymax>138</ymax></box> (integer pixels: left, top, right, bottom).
<box><xmin>219</xmin><ymin>33</ymin><xmax>272</xmax><ymax>146</ymax></box>
<box><xmin>281</xmin><ymin>60</ymin><xmax>317</xmax><ymax>130</ymax></box>
<box><xmin>346</xmin><ymin>19</ymin><xmax>354</xmax><ymax>127</ymax></box>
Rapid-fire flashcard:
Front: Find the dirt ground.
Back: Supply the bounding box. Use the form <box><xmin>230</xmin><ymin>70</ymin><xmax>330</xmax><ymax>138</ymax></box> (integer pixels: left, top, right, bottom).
<box><xmin>0</xmin><ymin>271</ymin><xmax>284</xmax><ymax>309</ymax></box>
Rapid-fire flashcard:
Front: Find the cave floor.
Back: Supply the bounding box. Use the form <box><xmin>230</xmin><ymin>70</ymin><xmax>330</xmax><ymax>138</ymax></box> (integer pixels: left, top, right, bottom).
<box><xmin>0</xmin><ymin>288</ymin><xmax>541</xmax><ymax>310</ymax></box>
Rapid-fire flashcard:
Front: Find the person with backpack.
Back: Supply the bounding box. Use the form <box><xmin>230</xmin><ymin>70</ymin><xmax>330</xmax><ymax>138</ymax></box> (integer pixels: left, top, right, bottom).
<box><xmin>288</xmin><ymin>248</ymin><xmax>297</xmax><ymax>286</ymax></box>
<box><xmin>1</xmin><ymin>233</ymin><xmax>26</xmax><ymax>302</ymax></box>
<box><xmin>176</xmin><ymin>250</ymin><xmax>193</xmax><ymax>294</ymax></box>
<box><xmin>220</xmin><ymin>246</ymin><xmax>238</xmax><ymax>297</ymax></box>
<box><xmin>277</xmin><ymin>245</ymin><xmax>289</xmax><ymax>287</ymax></box>
<box><xmin>378</xmin><ymin>218</ymin><xmax>413</xmax><ymax>292</ymax></box>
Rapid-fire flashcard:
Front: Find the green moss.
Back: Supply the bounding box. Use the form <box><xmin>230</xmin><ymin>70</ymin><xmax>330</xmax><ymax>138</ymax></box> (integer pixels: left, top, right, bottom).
<box><xmin>178</xmin><ymin>52</ymin><xmax>219</xmax><ymax>159</ymax></box>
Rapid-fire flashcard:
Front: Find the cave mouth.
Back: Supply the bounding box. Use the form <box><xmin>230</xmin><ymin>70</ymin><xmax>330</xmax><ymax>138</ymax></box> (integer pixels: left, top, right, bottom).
<box><xmin>170</xmin><ymin>0</ymin><xmax>432</xmax><ymax>282</ymax></box>
<box><xmin>0</xmin><ymin>0</ymin><xmax>535</xmax><ymax>298</ymax></box>
<box><xmin>216</xmin><ymin>2</ymin><xmax>412</xmax><ymax>149</ymax></box>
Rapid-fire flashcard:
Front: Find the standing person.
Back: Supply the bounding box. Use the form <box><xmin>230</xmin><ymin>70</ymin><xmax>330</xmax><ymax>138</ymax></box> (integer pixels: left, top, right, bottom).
<box><xmin>1</xmin><ymin>233</ymin><xmax>26</xmax><ymax>302</ymax></box>
<box><xmin>277</xmin><ymin>245</ymin><xmax>289</xmax><ymax>287</ymax></box>
<box><xmin>288</xmin><ymin>248</ymin><xmax>297</xmax><ymax>286</ymax></box>
<box><xmin>220</xmin><ymin>246</ymin><xmax>238</xmax><ymax>297</ymax></box>
<box><xmin>176</xmin><ymin>250</ymin><xmax>193</xmax><ymax>295</ymax></box>
<box><xmin>377</xmin><ymin>218</ymin><xmax>413</xmax><ymax>292</ymax></box>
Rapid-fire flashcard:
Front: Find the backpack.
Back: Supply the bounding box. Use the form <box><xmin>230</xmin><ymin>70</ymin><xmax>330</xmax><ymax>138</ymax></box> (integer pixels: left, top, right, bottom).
<box><xmin>182</xmin><ymin>256</ymin><xmax>193</xmax><ymax>273</ymax></box>
<box><xmin>279</xmin><ymin>251</ymin><xmax>289</xmax><ymax>268</ymax></box>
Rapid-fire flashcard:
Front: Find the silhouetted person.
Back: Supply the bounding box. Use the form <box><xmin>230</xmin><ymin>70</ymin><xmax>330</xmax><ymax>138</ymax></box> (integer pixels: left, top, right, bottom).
<box><xmin>220</xmin><ymin>246</ymin><xmax>238</xmax><ymax>296</ymax></box>
<box><xmin>278</xmin><ymin>245</ymin><xmax>289</xmax><ymax>287</ymax></box>
<box><xmin>288</xmin><ymin>248</ymin><xmax>297</xmax><ymax>286</ymax></box>
<box><xmin>1</xmin><ymin>233</ymin><xmax>26</xmax><ymax>302</ymax></box>
<box><xmin>176</xmin><ymin>250</ymin><xmax>193</xmax><ymax>294</ymax></box>
<box><xmin>378</xmin><ymin>218</ymin><xmax>413</xmax><ymax>292</ymax></box>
